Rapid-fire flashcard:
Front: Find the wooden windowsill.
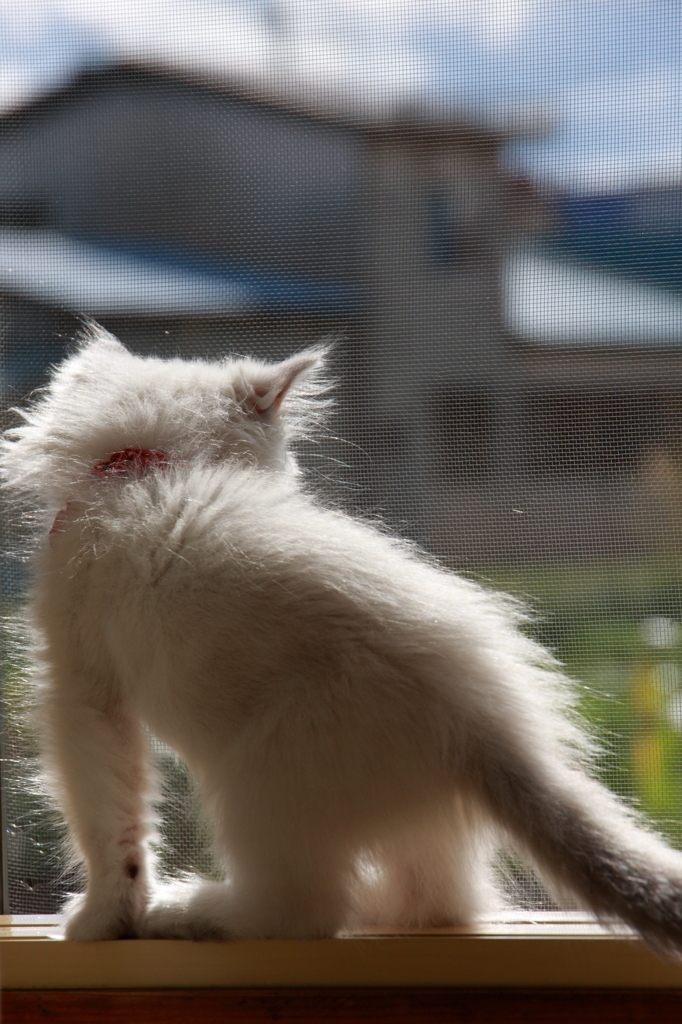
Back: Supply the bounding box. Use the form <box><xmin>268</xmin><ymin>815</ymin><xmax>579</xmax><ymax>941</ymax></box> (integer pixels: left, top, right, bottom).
<box><xmin>2</xmin><ymin>912</ymin><xmax>682</xmax><ymax>990</ymax></box>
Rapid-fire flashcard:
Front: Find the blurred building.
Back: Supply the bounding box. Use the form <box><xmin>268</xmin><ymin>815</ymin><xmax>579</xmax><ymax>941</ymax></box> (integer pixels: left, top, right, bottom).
<box><xmin>549</xmin><ymin>186</ymin><xmax>682</xmax><ymax>293</ymax></box>
<box><xmin>1</xmin><ymin>62</ymin><xmax>681</xmax><ymax>563</ymax></box>
<box><xmin>0</xmin><ymin>63</ymin><xmax>507</xmax><ymax>537</ymax></box>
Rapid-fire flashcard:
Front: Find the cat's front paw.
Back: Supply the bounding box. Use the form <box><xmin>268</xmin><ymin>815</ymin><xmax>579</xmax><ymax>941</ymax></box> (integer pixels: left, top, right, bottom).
<box><xmin>64</xmin><ymin>894</ymin><xmax>142</xmax><ymax>941</ymax></box>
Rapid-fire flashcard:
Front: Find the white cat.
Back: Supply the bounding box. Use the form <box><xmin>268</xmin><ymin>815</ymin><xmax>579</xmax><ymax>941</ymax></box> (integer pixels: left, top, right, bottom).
<box><xmin>3</xmin><ymin>322</ymin><xmax>682</xmax><ymax>952</ymax></box>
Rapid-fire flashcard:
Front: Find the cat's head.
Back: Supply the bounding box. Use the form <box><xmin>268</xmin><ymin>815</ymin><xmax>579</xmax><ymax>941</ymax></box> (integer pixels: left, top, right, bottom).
<box><xmin>0</xmin><ymin>322</ymin><xmax>331</xmax><ymax>504</ymax></box>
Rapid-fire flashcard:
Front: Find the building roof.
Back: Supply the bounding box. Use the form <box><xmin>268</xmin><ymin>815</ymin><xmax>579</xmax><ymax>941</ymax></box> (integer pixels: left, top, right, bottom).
<box><xmin>505</xmin><ymin>245</ymin><xmax>682</xmax><ymax>346</ymax></box>
<box><xmin>0</xmin><ymin>60</ymin><xmax>506</xmax><ymax>149</ymax></box>
<box><xmin>0</xmin><ymin>229</ymin><xmax>358</xmax><ymax>316</ymax></box>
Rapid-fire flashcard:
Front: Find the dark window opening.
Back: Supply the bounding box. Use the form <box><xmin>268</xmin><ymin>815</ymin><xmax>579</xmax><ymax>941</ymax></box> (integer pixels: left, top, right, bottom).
<box><xmin>524</xmin><ymin>389</ymin><xmax>671</xmax><ymax>476</ymax></box>
<box><xmin>432</xmin><ymin>387</ymin><xmax>493</xmax><ymax>480</ymax></box>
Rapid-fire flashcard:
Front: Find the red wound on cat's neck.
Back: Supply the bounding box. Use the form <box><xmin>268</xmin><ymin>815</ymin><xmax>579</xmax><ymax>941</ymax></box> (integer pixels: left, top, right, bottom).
<box><xmin>50</xmin><ymin>449</ymin><xmax>168</xmax><ymax>544</ymax></box>
<box><xmin>92</xmin><ymin>448</ymin><xmax>168</xmax><ymax>478</ymax></box>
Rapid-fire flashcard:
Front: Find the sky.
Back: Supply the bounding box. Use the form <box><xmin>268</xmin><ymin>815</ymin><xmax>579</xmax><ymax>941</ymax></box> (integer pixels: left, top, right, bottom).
<box><xmin>0</xmin><ymin>0</ymin><xmax>679</xmax><ymax>190</ymax></box>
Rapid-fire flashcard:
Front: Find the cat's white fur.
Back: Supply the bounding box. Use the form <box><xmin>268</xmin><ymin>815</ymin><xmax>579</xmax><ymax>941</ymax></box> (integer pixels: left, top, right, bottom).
<box><xmin>4</xmin><ymin>323</ymin><xmax>682</xmax><ymax>951</ymax></box>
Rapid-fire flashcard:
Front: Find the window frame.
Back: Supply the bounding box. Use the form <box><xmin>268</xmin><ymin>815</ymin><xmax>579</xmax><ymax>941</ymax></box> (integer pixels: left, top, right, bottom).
<box><xmin>2</xmin><ymin>912</ymin><xmax>682</xmax><ymax>990</ymax></box>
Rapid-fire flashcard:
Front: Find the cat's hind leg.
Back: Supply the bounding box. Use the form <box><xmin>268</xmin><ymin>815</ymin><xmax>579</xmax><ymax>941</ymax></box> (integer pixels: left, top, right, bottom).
<box><xmin>142</xmin><ymin>833</ymin><xmax>352</xmax><ymax>940</ymax></box>
<box><xmin>355</xmin><ymin>808</ymin><xmax>502</xmax><ymax>930</ymax></box>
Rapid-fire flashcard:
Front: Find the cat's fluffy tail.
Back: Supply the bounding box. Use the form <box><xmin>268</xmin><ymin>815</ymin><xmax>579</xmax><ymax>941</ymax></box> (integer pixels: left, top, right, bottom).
<box><xmin>472</xmin><ymin>725</ymin><xmax>682</xmax><ymax>956</ymax></box>
<box><xmin>391</xmin><ymin>564</ymin><xmax>682</xmax><ymax>955</ymax></box>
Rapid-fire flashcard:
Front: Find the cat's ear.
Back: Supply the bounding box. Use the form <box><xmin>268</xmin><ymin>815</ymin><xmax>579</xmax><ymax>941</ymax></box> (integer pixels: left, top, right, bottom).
<box><xmin>245</xmin><ymin>347</ymin><xmax>329</xmax><ymax>415</ymax></box>
<box><xmin>77</xmin><ymin>320</ymin><xmax>128</xmax><ymax>355</ymax></box>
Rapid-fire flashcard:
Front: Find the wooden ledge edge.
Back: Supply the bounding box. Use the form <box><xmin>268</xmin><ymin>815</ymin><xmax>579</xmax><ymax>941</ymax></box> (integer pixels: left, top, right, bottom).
<box><xmin>4</xmin><ymin>988</ymin><xmax>682</xmax><ymax>1024</ymax></box>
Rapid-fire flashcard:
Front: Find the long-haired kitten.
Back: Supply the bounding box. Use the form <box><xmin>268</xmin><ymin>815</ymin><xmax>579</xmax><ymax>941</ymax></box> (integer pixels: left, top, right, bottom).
<box><xmin>3</xmin><ymin>323</ymin><xmax>682</xmax><ymax>954</ymax></box>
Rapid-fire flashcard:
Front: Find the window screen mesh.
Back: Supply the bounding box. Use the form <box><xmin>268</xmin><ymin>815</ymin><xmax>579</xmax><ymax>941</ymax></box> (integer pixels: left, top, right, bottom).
<box><xmin>1</xmin><ymin>1</ymin><xmax>681</xmax><ymax>915</ymax></box>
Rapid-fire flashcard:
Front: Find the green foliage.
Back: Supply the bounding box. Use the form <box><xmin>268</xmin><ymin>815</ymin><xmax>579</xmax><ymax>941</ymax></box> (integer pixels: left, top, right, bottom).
<box><xmin>475</xmin><ymin>559</ymin><xmax>682</xmax><ymax>846</ymax></box>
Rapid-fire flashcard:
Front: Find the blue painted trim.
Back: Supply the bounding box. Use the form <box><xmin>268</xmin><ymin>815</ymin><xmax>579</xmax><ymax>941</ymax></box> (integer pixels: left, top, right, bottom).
<box><xmin>70</xmin><ymin>231</ymin><xmax>361</xmax><ymax>311</ymax></box>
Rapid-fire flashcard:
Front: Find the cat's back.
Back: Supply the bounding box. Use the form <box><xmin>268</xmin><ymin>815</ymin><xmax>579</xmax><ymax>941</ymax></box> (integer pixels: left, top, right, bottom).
<box><xmin>40</xmin><ymin>451</ymin><xmax>527</xmax><ymax>694</ymax></box>
<box><xmin>78</xmin><ymin>457</ymin><xmax>500</xmax><ymax>643</ymax></box>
